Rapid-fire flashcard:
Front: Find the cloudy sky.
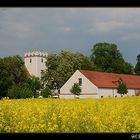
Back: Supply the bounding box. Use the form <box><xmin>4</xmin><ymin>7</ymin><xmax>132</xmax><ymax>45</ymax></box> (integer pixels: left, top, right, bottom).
<box><xmin>0</xmin><ymin>8</ymin><xmax>140</xmax><ymax>66</ymax></box>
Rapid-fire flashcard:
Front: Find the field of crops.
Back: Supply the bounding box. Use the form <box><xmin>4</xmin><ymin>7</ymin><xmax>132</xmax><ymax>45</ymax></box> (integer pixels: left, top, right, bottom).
<box><xmin>0</xmin><ymin>96</ymin><xmax>140</xmax><ymax>133</ymax></box>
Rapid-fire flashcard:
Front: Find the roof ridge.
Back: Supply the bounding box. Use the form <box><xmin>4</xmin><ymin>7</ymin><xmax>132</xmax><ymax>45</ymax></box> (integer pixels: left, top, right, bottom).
<box><xmin>79</xmin><ymin>69</ymin><xmax>140</xmax><ymax>77</ymax></box>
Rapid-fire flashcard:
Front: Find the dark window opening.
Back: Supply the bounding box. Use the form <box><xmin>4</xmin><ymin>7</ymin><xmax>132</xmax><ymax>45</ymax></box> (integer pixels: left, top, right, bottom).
<box><xmin>78</xmin><ymin>78</ymin><xmax>82</xmax><ymax>86</ymax></box>
<box><xmin>41</xmin><ymin>58</ymin><xmax>43</xmax><ymax>63</ymax></box>
<box><xmin>101</xmin><ymin>96</ymin><xmax>103</xmax><ymax>98</ymax></box>
<box><xmin>30</xmin><ymin>58</ymin><xmax>32</xmax><ymax>63</ymax></box>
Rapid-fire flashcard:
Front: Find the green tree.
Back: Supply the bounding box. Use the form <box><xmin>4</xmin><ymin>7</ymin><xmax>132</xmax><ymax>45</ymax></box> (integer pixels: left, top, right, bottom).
<box><xmin>42</xmin><ymin>50</ymin><xmax>95</xmax><ymax>90</ymax></box>
<box><xmin>0</xmin><ymin>59</ymin><xmax>14</xmax><ymax>98</ymax></box>
<box><xmin>25</xmin><ymin>76</ymin><xmax>42</xmax><ymax>98</ymax></box>
<box><xmin>7</xmin><ymin>75</ymin><xmax>42</xmax><ymax>99</ymax></box>
<box><xmin>0</xmin><ymin>55</ymin><xmax>29</xmax><ymax>98</ymax></box>
<box><xmin>80</xmin><ymin>55</ymin><xmax>96</xmax><ymax>70</ymax></box>
<box><xmin>134</xmin><ymin>54</ymin><xmax>140</xmax><ymax>75</ymax></box>
<box><xmin>70</xmin><ymin>83</ymin><xmax>81</xmax><ymax>96</ymax></box>
<box><xmin>117</xmin><ymin>79</ymin><xmax>128</xmax><ymax>97</ymax></box>
<box><xmin>41</xmin><ymin>86</ymin><xmax>52</xmax><ymax>98</ymax></box>
<box><xmin>7</xmin><ymin>84</ymin><xmax>33</xmax><ymax>99</ymax></box>
<box><xmin>90</xmin><ymin>42</ymin><xmax>133</xmax><ymax>74</ymax></box>
<box><xmin>3</xmin><ymin>55</ymin><xmax>28</xmax><ymax>83</ymax></box>
<box><xmin>123</xmin><ymin>62</ymin><xmax>134</xmax><ymax>74</ymax></box>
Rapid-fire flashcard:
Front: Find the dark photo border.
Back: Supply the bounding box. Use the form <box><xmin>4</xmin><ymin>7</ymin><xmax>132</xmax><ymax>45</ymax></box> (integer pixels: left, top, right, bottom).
<box><xmin>0</xmin><ymin>132</ymin><xmax>137</xmax><ymax>140</ymax></box>
<box><xmin>0</xmin><ymin>0</ymin><xmax>140</xmax><ymax>7</ymax></box>
<box><xmin>0</xmin><ymin>1</ymin><xmax>139</xmax><ymax>140</ymax></box>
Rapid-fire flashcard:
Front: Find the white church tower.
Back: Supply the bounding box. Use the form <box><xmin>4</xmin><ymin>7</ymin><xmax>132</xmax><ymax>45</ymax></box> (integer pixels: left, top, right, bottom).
<box><xmin>24</xmin><ymin>51</ymin><xmax>48</xmax><ymax>78</ymax></box>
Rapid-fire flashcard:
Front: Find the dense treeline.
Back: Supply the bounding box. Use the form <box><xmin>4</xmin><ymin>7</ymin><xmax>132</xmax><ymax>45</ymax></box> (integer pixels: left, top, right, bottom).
<box><xmin>42</xmin><ymin>42</ymin><xmax>135</xmax><ymax>91</ymax></box>
<box><xmin>0</xmin><ymin>42</ymin><xmax>140</xmax><ymax>99</ymax></box>
<box><xmin>0</xmin><ymin>55</ymin><xmax>28</xmax><ymax>98</ymax></box>
<box><xmin>41</xmin><ymin>51</ymin><xmax>95</xmax><ymax>89</ymax></box>
<box><xmin>0</xmin><ymin>55</ymin><xmax>43</xmax><ymax>99</ymax></box>
<box><xmin>90</xmin><ymin>43</ymin><xmax>133</xmax><ymax>74</ymax></box>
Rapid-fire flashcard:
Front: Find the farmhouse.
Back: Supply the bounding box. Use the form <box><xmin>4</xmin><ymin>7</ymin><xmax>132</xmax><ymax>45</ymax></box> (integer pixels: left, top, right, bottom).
<box><xmin>60</xmin><ymin>70</ymin><xmax>140</xmax><ymax>98</ymax></box>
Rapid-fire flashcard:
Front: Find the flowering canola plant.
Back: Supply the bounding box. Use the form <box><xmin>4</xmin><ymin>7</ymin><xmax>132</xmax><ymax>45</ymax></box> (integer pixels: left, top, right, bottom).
<box><xmin>0</xmin><ymin>96</ymin><xmax>140</xmax><ymax>133</ymax></box>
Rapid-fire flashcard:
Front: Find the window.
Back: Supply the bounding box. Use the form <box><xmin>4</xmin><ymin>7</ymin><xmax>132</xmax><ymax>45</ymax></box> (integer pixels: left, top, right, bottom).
<box><xmin>101</xmin><ymin>96</ymin><xmax>103</xmax><ymax>98</ymax></box>
<box><xmin>30</xmin><ymin>58</ymin><xmax>32</xmax><ymax>63</ymax></box>
<box><xmin>41</xmin><ymin>58</ymin><xmax>43</xmax><ymax>63</ymax></box>
<box><xmin>78</xmin><ymin>78</ymin><xmax>82</xmax><ymax>86</ymax></box>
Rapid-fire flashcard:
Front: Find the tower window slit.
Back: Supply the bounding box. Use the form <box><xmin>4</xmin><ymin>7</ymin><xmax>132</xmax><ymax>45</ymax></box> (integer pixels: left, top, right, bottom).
<box><xmin>30</xmin><ymin>58</ymin><xmax>32</xmax><ymax>63</ymax></box>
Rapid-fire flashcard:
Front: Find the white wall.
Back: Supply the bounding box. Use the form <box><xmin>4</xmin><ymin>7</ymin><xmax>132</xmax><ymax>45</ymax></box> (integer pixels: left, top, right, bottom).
<box><xmin>59</xmin><ymin>94</ymin><xmax>99</xmax><ymax>99</ymax></box>
<box><xmin>25</xmin><ymin>56</ymin><xmax>47</xmax><ymax>78</ymax></box>
<box><xmin>60</xmin><ymin>70</ymin><xmax>98</xmax><ymax>98</ymax></box>
<box><xmin>36</xmin><ymin>57</ymin><xmax>47</xmax><ymax>77</ymax></box>
<box><xmin>98</xmin><ymin>88</ymin><xmax>135</xmax><ymax>98</ymax></box>
<box><xmin>98</xmin><ymin>88</ymin><xmax>122</xmax><ymax>98</ymax></box>
<box><xmin>127</xmin><ymin>89</ymin><xmax>135</xmax><ymax>96</ymax></box>
<box><xmin>25</xmin><ymin>57</ymin><xmax>37</xmax><ymax>76</ymax></box>
<box><xmin>98</xmin><ymin>88</ymin><xmax>114</xmax><ymax>98</ymax></box>
<box><xmin>59</xmin><ymin>94</ymin><xmax>75</xmax><ymax>99</ymax></box>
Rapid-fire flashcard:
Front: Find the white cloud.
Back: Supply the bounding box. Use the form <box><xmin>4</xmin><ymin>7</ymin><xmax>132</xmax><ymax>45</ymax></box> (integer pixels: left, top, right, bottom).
<box><xmin>59</xmin><ymin>27</ymin><xmax>71</xmax><ymax>32</ymax></box>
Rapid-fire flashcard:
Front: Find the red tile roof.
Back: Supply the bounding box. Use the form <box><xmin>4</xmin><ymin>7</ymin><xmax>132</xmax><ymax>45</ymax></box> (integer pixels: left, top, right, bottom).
<box><xmin>79</xmin><ymin>70</ymin><xmax>140</xmax><ymax>89</ymax></box>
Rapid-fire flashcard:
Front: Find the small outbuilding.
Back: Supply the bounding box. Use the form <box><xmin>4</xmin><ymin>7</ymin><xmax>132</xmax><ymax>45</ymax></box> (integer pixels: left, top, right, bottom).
<box><xmin>60</xmin><ymin>70</ymin><xmax>140</xmax><ymax>98</ymax></box>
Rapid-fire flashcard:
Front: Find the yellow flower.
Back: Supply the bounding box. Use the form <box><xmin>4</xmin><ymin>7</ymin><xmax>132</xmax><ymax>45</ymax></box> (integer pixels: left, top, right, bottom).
<box><xmin>0</xmin><ymin>97</ymin><xmax>140</xmax><ymax>132</ymax></box>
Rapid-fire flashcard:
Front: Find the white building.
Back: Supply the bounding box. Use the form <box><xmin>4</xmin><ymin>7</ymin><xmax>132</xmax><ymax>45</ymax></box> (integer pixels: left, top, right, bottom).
<box><xmin>24</xmin><ymin>51</ymin><xmax>48</xmax><ymax>78</ymax></box>
<box><xmin>60</xmin><ymin>70</ymin><xmax>140</xmax><ymax>98</ymax></box>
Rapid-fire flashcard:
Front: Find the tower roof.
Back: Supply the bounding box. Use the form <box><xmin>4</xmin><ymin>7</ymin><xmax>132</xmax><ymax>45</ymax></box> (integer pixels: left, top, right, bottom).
<box><xmin>24</xmin><ymin>51</ymin><xmax>48</xmax><ymax>58</ymax></box>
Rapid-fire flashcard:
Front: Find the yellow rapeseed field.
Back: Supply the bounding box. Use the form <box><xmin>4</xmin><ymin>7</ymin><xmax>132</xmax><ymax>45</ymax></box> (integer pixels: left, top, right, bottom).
<box><xmin>0</xmin><ymin>96</ymin><xmax>140</xmax><ymax>133</ymax></box>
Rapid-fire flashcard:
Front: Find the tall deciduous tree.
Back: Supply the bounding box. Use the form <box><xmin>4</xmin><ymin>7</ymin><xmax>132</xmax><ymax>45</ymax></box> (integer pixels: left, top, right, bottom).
<box><xmin>134</xmin><ymin>54</ymin><xmax>140</xmax><ymax>75</ymax></box>
<box><xmin>42</xmin><ymin>50</ymin><xmax>95</xmax><ymax>89</ymax></box>
<box><xmin>0</xmin><ymin>55</ymin><xmax>29</xmax><ymax>98</ymax></box>
<box><xmin>90</xmin><ymin>42</ymin><xmax>133</xmax><ymax>74</ymax></box>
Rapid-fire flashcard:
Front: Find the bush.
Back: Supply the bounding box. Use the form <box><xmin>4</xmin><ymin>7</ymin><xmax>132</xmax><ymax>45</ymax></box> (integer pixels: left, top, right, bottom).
<box><xmin>25</xmin><ymin>76</ymin><xmax>42</xmax><ymax>98</ymax></box>
<box><xmin>117</xmin><ymin>80</ymin><xmax>128</xmax><ymax>96</ymax></box>
<box><xmin>19</xmin><ymin>87</ymin><xmax>34</xmax><ymax>98</ymax></box>
<box><xmin>41</xmin><ymin>86</ymin><xmax>52</xmax><ymax>98</ymax></box>
<box><xmin>7</xmin><ymin>84</ymin><xmax>33</xmax><ymax>99</ymax></box>
<box><xmin>70</xmin><ymin>83</ymin><xmax>81</xmax><ymax>96</ymax></box>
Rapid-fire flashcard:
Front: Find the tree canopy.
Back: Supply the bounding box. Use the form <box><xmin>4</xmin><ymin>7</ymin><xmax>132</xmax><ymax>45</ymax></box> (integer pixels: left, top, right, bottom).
<box><xmin>41</xmin><ymin>50</ymin><xmax>96</xmax><ymax>89</ymax></box>
<box><xmin>134</xmin><ymin>54</ymin><xmax>140</xmax><ymax>75</ymax></box>
<box><xmin>0</xmin><ymin>55</ymin><xmax>29</xmax><ymax>98</ymax></box>
<box><xmin>90</xmin><ymin>42</ymin><xmax>133</xmax><ymax>74</ymax></box>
